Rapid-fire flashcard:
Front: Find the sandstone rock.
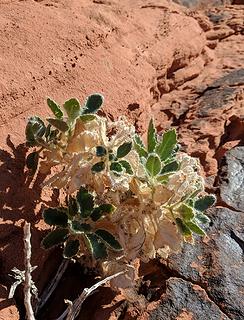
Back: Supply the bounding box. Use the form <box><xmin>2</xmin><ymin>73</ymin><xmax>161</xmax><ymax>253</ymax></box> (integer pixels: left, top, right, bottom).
<box><xmin>162</xmin><ymin>207</ymin><xmax>244</xmax><ymax>319</ymax></box>
<box><xmin>219</xmin><ymin>147</ymin><xmax>244</xmax><ymax>211</ymax></box>
<box><xmin>147</xmin><ymin>278</ymin><xmax>229</xmax><ymax>320</ymax></box>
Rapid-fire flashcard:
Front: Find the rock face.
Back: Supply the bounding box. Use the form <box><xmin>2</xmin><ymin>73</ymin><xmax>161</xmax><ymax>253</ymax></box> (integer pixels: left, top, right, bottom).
<box><xmin>219</xmin><ymin>147</ymin><xmax>244</xmax><ymax>211</ymax></box>
<box><xmin>149</xmin><ymin>278</ymin><xmax>230</xmax><ymax>320</ymax></box>
<box><xmin>0</xmin><ymin>0</ymin><xmax>243</xmax><ymax>319</ymax></box>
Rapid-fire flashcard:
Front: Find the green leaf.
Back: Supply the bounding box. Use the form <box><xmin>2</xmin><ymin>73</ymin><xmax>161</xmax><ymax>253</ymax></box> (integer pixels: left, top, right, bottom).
<box><xmin>76</xmin><ymin>187</ymin><xmax>94</xmax><ymax>218</ymax></box>
<box><xmin>116</xmin><ymin>142</ymin><xmax>132</xmax><ymax>158</ymax></box>
<box><xmin>134</xmin><ymin>135</ymin><xmax>148</xmax><ymax>158</ymax></box>
<box><xmin>47</xmin><ymin>98</ymin><xmax>63</xmax><ymax>119</ymax></box>
<box><xmin>25</xmin><ymin>116</ymin><xmax>46</xmax><ymax>146</ymax></box>
<box><xmin>90</xmin><ymin>204</ymin><xmax>116</xmax><ymax>221</ymax></box>
<box><xmin>91</xmin><ymin>161</ymin><xmax>105</xmax><ymax>173</ymax></box>
<box><xmin>156</xmin><ymin>129</ymin><xmax>177</xmax><ymax>161</ymax></box>
<box><xmin>41</xmin><ymin>229</ymin><xmax>69</xmax><ymax>249</ymax></box>
<box><xmin>185</xmin><ymin>221</ymin><xmax>205</xmax><ymax>236</ymax></box>
<box><xmin>85</xmin><ymin>233</ymin><xmax>108</xmax><ymax>260</ymax></box>
<box><xmin>161</xmin><ymin>160</ymin><xmax>179</xmax><ymax>174</ymax></box>
<box><xmin>156</xmin><ymin>174</ymin><xmax>170</xmax><ymax>184</ymax></box>
<box><xmin>68</xmin><ymin>197</ymin><xmax>79</xmax><ymax>218</ymax></box>
<box><xmin>177</xmin><ymin>204</ymin><xmax>194</xmax><ymax>221</ymax></box>
<box><xmin>147</xmin><ymin>119</ymin><xmax>157</xmax><ymax>153</ymax></box>
<box><xmin>83</xmin><ymin>93</ymin><xmax>104</xmax><ymax>114</ymax></box>
<box><xmin>146</xmin><ymin>154</ymin><xmax>161</xmax><ymax>177</ymax></box>
<box><xmin>45</xmin><ymin>124</ymin><xmax>51</xmax><ymax>139</ymax></box>
<box><xmin>110</xmin><ymin>162</ymin><xmax>123</xmax><ymax>173</ymax></box>
<box><xmin>175</xmin><ymin>218</ymin><xmax>192</xmax><ymax>237</ymax></box>
<box><xmin>195</xmin><ymin>213</ymin><xmax>211</xmax><ymax>224</ymax></box>
<box><xmin>71</xmin><ymin>221</ymin><xmax>91</xmax><ymax>233</ymax></box>
<box><xmin>26</xmin><ymin>152</ymin><xmax>39</xmax><ymax>173</ymax></box>
<box><xmin>194</xmin><ymin>195</ymin><xmax>216</xmax><ymax>212</ymax></box>
<box><xmin>63</xmin><ymin>239</ymin><xmax>80</xmax><ymax>258</ymax></box>
<box><xmin>47</xmin><ymin>118</ymin><xmax>69</xmax><ymax>132</ymax></box>
<box><xmin>80</xmin><ymin>114</ymin><xmax>97</xmax><ymax>122</ymax></box>
<box><xmin>95</xmin><ymin>229</ymin><xmax>122</xmax><ymax>251</ymax></box>
<box><xmin>63</xmin><ymin>98</ymin><xmax>81</xmax><ymax>122</ymax></box>
<box><xmin>119</xmin><ymin>160</ymin><xmax>133</xmax><ymax>175</ymax></box>
<box><xmin>96</xmin><ymin>146</ymin><xmax>107</xmax><ymax>157</ymax></box>
<box><xmin>43</xmin><ymin>208</ymin><xmax>68</xmax><ymax>227</ymax></box>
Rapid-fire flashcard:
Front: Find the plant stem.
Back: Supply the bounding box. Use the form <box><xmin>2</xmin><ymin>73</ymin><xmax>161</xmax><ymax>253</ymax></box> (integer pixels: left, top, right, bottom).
<box><xmin>23</xmin><ymin>222</ymin><xmax>35</xmax><ymax>320</ymax></box>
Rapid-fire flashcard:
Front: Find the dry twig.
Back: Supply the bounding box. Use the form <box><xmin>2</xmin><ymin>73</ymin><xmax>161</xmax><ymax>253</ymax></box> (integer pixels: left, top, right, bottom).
<box><xmin>56</xmin><ymin>271</ymin><xmax>125</xmax><ymax>320</ymax></box>
<box><xmin>23</xmin><ymin>222</ymin><xmax>35</xmax><ymax>320</ymax></box>
<box><xmin>35</xmin><ymin>259</ymin><xmax>69</xmax><ymax>314</ymax></box>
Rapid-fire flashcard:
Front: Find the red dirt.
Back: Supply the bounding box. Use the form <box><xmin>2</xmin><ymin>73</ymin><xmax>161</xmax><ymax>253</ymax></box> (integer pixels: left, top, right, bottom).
<box><xmin>0</xmin><ymin>0</ymin><xmax>243</xmax><ymax>319</ymax></box>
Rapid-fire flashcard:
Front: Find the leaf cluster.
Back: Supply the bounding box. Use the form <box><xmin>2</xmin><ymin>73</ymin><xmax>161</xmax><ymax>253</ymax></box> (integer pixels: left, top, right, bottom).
<box><xmin>42</xmin><ymin>187</ymin><xmax>122</xmax><ymax>260</ymax></box>
<box><xmin>25</xmin><ymin>93</ymin><xmax>104</xmax><ymax>173</ymax></box>
<box><xmin>134</xmin><ymin>119</ymin><xmax>179</xmax><ymax>184</ymax></box>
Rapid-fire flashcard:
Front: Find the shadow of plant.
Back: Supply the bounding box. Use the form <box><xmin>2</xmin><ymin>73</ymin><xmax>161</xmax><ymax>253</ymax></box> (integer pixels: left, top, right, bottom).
<box><xmin>0</xmin><ymin>135</ymin><xmax>59</xmax><ymax>315</ymax></box>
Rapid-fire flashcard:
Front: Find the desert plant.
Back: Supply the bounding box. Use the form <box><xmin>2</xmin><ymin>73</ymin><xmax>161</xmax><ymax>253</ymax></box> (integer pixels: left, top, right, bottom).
<box><xmin>25</xmin><ymin>93</ymin><xmax>216</xmax><ymax>288</ymax></box>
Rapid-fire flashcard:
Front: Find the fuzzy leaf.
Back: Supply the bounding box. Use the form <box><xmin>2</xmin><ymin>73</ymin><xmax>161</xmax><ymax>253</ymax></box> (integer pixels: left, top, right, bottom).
<box><xmin>80</xmin><ymin>114</ymin><xmax>97</xmax><ymax>122</ymax></box>
<box><xmin>185</xmin><ymin>221</ymin><xmax>205</xmax><ymax>235</ymax></box>
<box><xmin>41</xmin><ymin>229</ymin><xmax>69</xmax><ymax>249</ymax></box>
<box><xmin>134</xmin><ymin>135</ymin><xmax>148</xmax><ymax>158</ymax></box>
<box><xmin>85</xmin><ymin>233</ymin><xmax>108</xmax><ymax>260</ymax></box>
<box><xmin>83</xmin><ymin>94</ymin><xmax>104</xmax><ymax>114</ymax></box>
<box><xmin>146</xmin><ymin>154</ymin><xmax>161</xmax><ymax>177</ymax></box>
<box><xmin>194</xmin><ymin>195</ymin><xmax>216</xmax><ymax>212</ymax></box>
<box><xmin>63</xmin><ymin>239</ymin><xmax>80</xmax><ymax>258</ymax></box>
<box><xmin>91</xmin><ymin>161</ymin><xmax>105</xmax><ymax>173</ymax></box>
<box><xmin>26</xmin><ymin>116</ymin><xmax>46</xmax><ymax>146</ymax></box>
<box><xmin>178</xmin><ymin>204</ymin><xmax>194</xmax><ymax>221</ymax></box>
<box><xmin>161</xmin><ymin>160</ymin><xmax>179</xmax><ymax>174</ymax></box>
<box><xmin>71</xmin><ymin>221</ymin><xmax>91</xmax><ymax>233</ymax></box>
<box><xmin>117</xmin><ymin>142</ymin><xmax>132</xmax><ymax>158</ymax></box>
<box><xmin>68</xmin><ymin>197</ymin><xmax>79</xmax><ymax>217</ymax></box>
<box><xmin>119</xmin><ymin>160</ymin><xmax>133</xmax><ymax>175</ymax></box>
<box><xmin>156</xmin><ymin>129</ymin><xmax>177</xmax><ymax>161</ymax></box>
<box><xmin>76</xmin><ymin>187</ymin><xmax>94</xmax><ymax>218</ymax></box>
<box><xmin>90</xmin><ymin>204</ymin><xmax>116</xmax><ymax>221</ymax></box>
<box><xmin>147</xmin><ymin>119</ymin><xmax>157</xmax><ymax>153</ymax></box>
<box><xmin>195</xmin><ymin>213</ymin><xmax>211</xmax><ymax>224</ymax></box>
<box><xmin>156</xmin><ymin>174</ymin><xmax>170</xmax><ymax>184</ymax></box>
<box><xmin>47</xmin><ymin>118</ymin><xmax>69</xmax><ymax>132</ymax></box>
<box><xmin>47</xmin><ymin>98</ymin><xmax>63</xmax><ymax>119</ymax></box>
<box><xmin>26</xmin><ymin>152</ymin><xmax>39</xmax><ymax>173</ymax></box>
<box><xmin>95</xmin><ymin>229</ymin><xmax>122</xmax><ymax>251</ymax></box>
<box><xmin>110</xmin><ymin>162</ymin><xmax>123</xmax><ymax>173</ymax></box>
<box><xmin>43</xmin><ymin>208</ymin><xmax>68</xmax><ymax>227</ymax></box>
<box><xmin>175</xmin><ymin>218</ymin><xmax>192</xmax><ymax>237</ymax></box>
<box><xmin>63</xmin><ymin>98</ymin><xmax>81</xmax><ymax>122</ymax></box>
<box><xmin>96</xmin><ymin>146</ymin><xmax>107</xmax><ymax>157</ymax></box>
